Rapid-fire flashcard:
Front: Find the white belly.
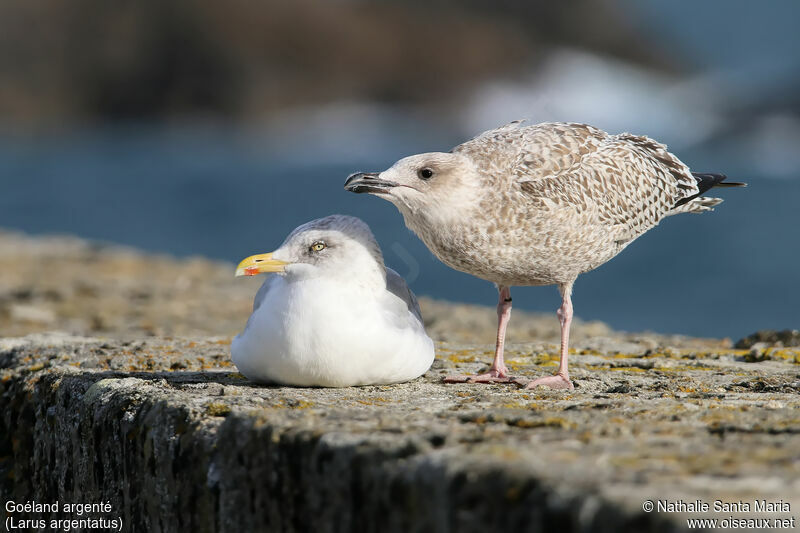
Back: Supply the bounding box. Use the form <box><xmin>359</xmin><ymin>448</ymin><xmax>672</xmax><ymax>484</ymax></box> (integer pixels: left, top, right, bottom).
<box><xmin>231</xmin><ymin>277</ymin><xmax>434</xmax><ymax>387</ymax></box>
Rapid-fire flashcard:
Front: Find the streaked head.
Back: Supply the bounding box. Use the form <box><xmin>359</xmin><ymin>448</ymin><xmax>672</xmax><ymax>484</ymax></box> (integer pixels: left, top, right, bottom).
<box><xmin>344</xmin><ymin>152</ymin><xmax>481</xmax><ymax>215</ymax></box>
<box><xmin>235</xmin><ymin>215</ymin><xmax>385</xmax><ymax>283</ymax></box>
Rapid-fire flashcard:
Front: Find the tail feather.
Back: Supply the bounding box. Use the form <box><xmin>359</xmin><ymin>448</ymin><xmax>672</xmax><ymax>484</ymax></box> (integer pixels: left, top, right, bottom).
<box><xmin>668</xmin><ymin>196</ymin><xmax>723</xmax><ymax>215</ymax></box>
<box><xmin>711</xmin><ymin>181</ymin><xmax>748</xmax><ymax>187</ymax></box>
<box><xmin>674</xmin><ymin>172</ymin><xmax>746</xmax><ymax>207</ymax></box>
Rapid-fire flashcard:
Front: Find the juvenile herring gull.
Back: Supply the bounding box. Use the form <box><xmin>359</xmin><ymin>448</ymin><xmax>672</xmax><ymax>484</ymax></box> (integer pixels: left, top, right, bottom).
<box><xmin>231</xmin><ymin>215</ymin><xmax>434</xmax><ymax>387</ymax></box>
<box><xmin>345</xmin><ymin>121</ymin><xmax>744</xmax><ymax>390</ymax></box>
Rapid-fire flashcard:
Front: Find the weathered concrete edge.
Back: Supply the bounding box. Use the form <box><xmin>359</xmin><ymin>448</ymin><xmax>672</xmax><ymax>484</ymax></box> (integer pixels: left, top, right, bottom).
<box><xmin>1</xmin><ymin>366</ymin><xmax>680</xmax><ymax>532</ymax></box>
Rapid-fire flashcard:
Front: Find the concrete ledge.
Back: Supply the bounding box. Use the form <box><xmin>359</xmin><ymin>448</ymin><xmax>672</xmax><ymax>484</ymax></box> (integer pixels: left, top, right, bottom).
<box><xmin>2</xmin><ymin>334</ymin><xmax>799</xmax><ymax>532</ymax></box>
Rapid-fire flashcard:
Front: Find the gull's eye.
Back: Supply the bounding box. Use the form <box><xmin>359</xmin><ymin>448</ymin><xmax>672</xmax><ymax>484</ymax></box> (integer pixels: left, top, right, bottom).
<box><xmin>310</xmin><ymin>241</ymin><xmax>326</xmax><ymax>252</ymax></box>
<box><xmin>418</xmin><ymin>167</ymin><xmax>434</xmax><ymax>180</ymax></box>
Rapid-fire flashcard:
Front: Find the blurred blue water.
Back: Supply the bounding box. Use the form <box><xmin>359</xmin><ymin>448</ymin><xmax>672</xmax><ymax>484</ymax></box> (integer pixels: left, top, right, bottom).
<box><xmin>0</xmin><ymin>125</ymin><xmax>797</xmax><ymax>339</ymax></box>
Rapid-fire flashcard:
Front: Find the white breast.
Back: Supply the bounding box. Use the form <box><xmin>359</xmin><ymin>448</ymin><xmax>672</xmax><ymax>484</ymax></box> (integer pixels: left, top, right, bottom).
<box><xmin>231</xmin><ymin>276</ymin><xmax>434</xmax><ymax>387</ymax></box>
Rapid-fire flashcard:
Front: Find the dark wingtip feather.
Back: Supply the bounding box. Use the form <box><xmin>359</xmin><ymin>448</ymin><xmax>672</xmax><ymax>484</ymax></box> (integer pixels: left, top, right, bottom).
<box><xmin>691</xmin><ymin>172</ymin><xmax>747</xmax><ymax>189</ymax></box>
<box><xmin>674</xmin><ymin>172</ymin><xmax>746</xmax><ymax>207</ymax></box>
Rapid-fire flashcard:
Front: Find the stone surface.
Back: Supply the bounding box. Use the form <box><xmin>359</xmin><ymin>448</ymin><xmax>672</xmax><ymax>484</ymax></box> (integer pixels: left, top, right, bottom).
<box><xmin>2</xmin><ymin>333</ymin><xmax>799</xmax><ymax>532</ymax></box>
<box><xmin>1</xmin><ymin>230</ymin><xmax>799</xmax><ymax>531</ymax></box>
<box><xmin>736</xmin><ymin>329</ymin><xmax>800</xmax><ymax>349</ymax></box>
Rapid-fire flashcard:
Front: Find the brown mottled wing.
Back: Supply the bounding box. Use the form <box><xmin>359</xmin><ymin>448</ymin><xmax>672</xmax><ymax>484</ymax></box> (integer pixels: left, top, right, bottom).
<box><xmin>480</xmin><ymin>123</ymin><xmax>701</xmax><ymax>241</ymax></box>
<box><xmin>453</xmin><ymin>122</ymin><xmax>606</xmax><ymax>178</ymax></box>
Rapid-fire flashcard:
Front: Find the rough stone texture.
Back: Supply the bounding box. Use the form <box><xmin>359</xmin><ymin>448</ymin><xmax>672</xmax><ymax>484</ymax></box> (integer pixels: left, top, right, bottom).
<box><xmin>2</xmin><ymin>230</ymin><xmax>799</xmax><ymax>532</ymax></box>
<box><xmin>735</xmin><ymin>330</ymin><xmax>800</xmax><ymax>349</ymax></box>
<box><xmin>2</xmin><ymin>334</ymin><xmax>799</xmax><ymax>532</ymax></box>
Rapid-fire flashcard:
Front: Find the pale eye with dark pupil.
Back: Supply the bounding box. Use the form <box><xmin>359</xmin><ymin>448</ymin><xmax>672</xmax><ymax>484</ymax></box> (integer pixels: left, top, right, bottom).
<box><xmin>310</xmin><ymin>242</ymin><xmax>326</xmax><ymax>252</ymax></box>
<box><xmin>418</xmin><ymin>168</ymin><xmax>433</xmax><ymax>180</ymax></box>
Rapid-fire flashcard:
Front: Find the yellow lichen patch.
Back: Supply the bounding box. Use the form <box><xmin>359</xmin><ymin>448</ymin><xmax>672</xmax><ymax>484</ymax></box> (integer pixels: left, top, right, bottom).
<box><xmin>507</xmin><ymin>359</ymin><xmax>527</xmax><ymax>371</ymax></box>
<box><xmin>251</xmin><ymin>413</ymin><xmax>273</xmax><ymax>429</ymax></box>
<box><xmin>771</xmin><ymin>419</ymin><xmax>800</xmax><ymax>431</ymax></box>
<box><xmin>356</xmin><ymin>397</ymin><xmax>391</xmax><ymax>406</ymax></box>
<box><xmin>205</xmin><ymin>402</ymin><xmax>232</xmax><ymax>417</ymax></box>
<box><xmin>682</xmin><ymin>365</ymin><xmax>716</xmax><ymax>371</ymax></box>
<box><xmin>764</xmin><ymin>348</ymin><xmax>800</xmax><ymax>363</ymax></box>
<box><xmin>288</xmin><ymin>399</ymin><xmax>314</xmax><ymax>409</ymax></box>
<box><xmin>500</xmin><ymin>401</ymin><xmax>528</xmax><ymax>409</ymax></box>
<box><xmin>700</xmin><ymin>411</ymin><xmax>740</xmax><ymax>425</ymax></box>
<box><xmin>510</xmin><ymin>417</ymin><xmax>576</xmax><ymax>429</ymax></box>
<box><xmin>533</xmin><ymin>352</ymin><xmax>560</xmax><ymax>363</ymax></box>
<box><xmin>484</xmin><ymin>445</ymin><xmax>521</xmax><ymax>460</ymax></box>
<box><xmin>26</xmin><ymin>363</ymin><xmax>46</xmax><ymax>372</ymax></box>
<box><xmin>650</xmin><ymin>366</ymin><xmax>681</xmax><ymax>373</ymax></box>
<box><xmin>446</xmin><ymin>353</ymin><xmax>476</xmax><ymax>364</ymax></box>
<box><xmin>227</xmin><ymin>373</ymin><xmax>247</xmax><ymax>380</ymax></box>
<box><xmin>584</xmin><ymin>364</ymin><xmax>608</xmax><ymax>372</ymax></box>
<box><xmin>607</xmin><ymin>353</ymin><xmax>639</xmax><ymax>359</ymax></box>
<box><xmin>605</xmin><ymin>366</ymin><xmax>647</xmax><ymax>372</ymax></box>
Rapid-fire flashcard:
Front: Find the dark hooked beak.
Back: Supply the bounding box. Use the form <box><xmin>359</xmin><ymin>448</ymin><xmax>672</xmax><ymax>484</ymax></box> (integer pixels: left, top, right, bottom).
<box><xmin>344</xmin><ymin>172</ymin><xmax>398</xmax><ymax>194</ymax></box>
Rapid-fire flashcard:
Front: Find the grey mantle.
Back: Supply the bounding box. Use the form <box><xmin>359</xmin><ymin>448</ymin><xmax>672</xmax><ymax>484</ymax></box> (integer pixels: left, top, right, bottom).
<box><xmin>2</xmin><ymin>333</ymin><xmax>799</xmax><ymax>532</ymax></box>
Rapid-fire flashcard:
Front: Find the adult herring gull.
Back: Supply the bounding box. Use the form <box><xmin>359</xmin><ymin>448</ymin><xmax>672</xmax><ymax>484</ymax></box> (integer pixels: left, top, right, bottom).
<box><xmin>231</xmin><ymin>215</ymin><xmax>434</xmax><ymax>387</ymax></box>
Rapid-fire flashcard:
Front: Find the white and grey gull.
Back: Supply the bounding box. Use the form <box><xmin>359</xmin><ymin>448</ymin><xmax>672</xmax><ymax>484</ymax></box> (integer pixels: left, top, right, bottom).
<box><xmin>345</xmin><ymin>121</ymin><xmax>744</xmax><ymax>390</ymax></box>
<box><xmin>231</xmin><ymin>215</ymin><xmax>434</xmax><ymax>387</ymax></box>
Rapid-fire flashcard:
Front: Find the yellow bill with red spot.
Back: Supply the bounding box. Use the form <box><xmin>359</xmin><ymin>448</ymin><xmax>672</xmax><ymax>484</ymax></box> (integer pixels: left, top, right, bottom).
<box><xmin>235</xmin><ymin>252</ymin><xmax>289</xmax><ymax>277</ymax></box>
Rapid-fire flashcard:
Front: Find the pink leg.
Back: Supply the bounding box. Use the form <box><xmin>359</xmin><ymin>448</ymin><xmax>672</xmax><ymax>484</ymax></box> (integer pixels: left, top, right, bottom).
<box><xmin>527</xmin><ymin>282</ymin><xmax>575</xmax><ymax>390</ymax></box>
<box><xmin>444</xmin><ymin>286</ymin><xmax>515</xmax><ymax>384</ymax></box>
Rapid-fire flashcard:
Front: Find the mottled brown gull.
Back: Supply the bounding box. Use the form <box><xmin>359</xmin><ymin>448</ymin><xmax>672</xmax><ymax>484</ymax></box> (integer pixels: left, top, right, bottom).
<box><xmin>345</xmin><ymin>121</ymin><xmax>744</xmax><ymax>390</ymax></box>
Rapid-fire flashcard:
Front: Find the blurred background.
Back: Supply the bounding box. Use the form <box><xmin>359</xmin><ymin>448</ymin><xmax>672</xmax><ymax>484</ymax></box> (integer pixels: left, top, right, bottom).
<box><xmin>0</xmin><ymin>0</ymin><xmax>798</xmax><ymax>339</ymax></box>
